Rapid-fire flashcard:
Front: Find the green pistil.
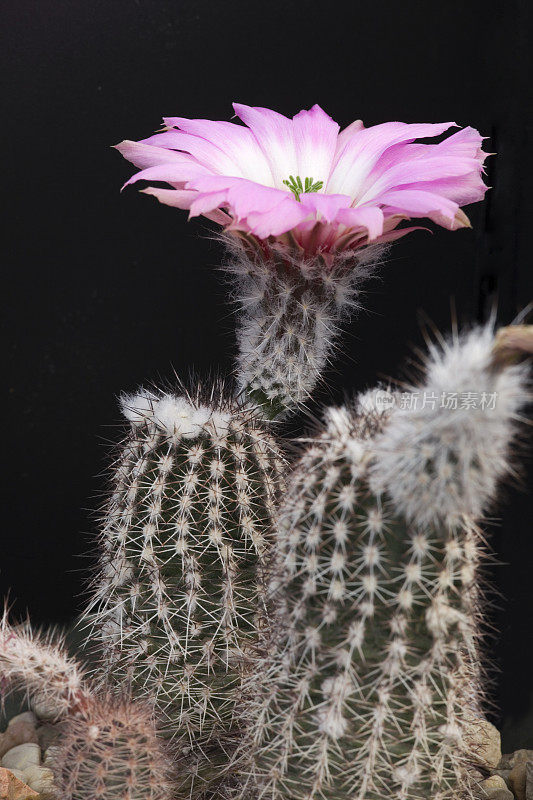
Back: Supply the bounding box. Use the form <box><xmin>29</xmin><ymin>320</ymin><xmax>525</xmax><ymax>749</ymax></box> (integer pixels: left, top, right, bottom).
<box><xmin>283</xmin><ymin>175</ymin><xmax>324</xmax><ymax>202</ymax></box>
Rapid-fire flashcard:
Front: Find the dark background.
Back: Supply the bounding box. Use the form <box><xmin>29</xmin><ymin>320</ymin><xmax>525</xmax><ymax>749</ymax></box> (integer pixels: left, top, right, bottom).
<box><xmin>2</xmin><ymin>0</ymin><xmax>532</xmax><ymax>745</ymax></box>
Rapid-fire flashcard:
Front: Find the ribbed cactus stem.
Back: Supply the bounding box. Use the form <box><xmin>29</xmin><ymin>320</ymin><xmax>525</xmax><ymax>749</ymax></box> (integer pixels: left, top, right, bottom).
<box><xmin>224</xmin><ymin>234</ymin><xmax>383</xmax><ymax>417</ymax></box>
<box><xmin>233</xmin><ymin>326</ymin><xmax>530</xmax><ymax>800</ymax></box>
<box><xmin>51</xmin><ymin>694</ymin><xmax>175</xmax><ymax>800</ymax></box>
<box><xmin>85</xmin><ymin>383</ymin><xmax>284</xmax><ymax>796</ymax></box>
<box><xmin>0</xmin><ymin>615</ymin><xmax>174</xmax><ymax>800</ymax></box>
<box><xmin>0</xmin><ymin>613</ymin><xmax>90</xmax><ymax>720</ymax></box>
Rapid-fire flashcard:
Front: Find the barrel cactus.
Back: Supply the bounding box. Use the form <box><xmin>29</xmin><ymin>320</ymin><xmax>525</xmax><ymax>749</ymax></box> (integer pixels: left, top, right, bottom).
<box><xmin>51</xmin><ymin>693</ymin><xmax>174</xmax><ymax>800</ymax></box>
<box><xmin>232</xmin><ymin>324</ymin><xmax>531</xmax><ymax>800</ymax></box>
<box><xmin>85</xmin><ymin>383</ymin><xmax>285</xmax><ymax>796</ymax></box>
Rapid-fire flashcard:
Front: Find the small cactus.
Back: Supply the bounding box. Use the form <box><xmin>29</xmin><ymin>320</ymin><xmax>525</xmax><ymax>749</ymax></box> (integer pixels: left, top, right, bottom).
<box><xmin>85</xmin><ymin>382</ymin><xmax>285</xmax><ymax>795</ymax></box>
<box><xmin>224</xmin><ymin>234</ymin><xmax>383</xmax><ymax>416</ymax></box>
<box><xmin>51</xmin><ymin>693</ymin><xmax>174</xmax><ymax>800</ymax></box>
<box><xmin>0</xmin><ymin>614</ymin><xmax>174</xmax><ymax>800</ymax></box>
<box><xmin>0</xmin><ymin>611</ymin><xmax>90</xmax><ymax>720</ymax></box>
<box><xmin>233</xmin><ymin>325</ymin><xmax>530</xmax><ymax>800</ymax></box>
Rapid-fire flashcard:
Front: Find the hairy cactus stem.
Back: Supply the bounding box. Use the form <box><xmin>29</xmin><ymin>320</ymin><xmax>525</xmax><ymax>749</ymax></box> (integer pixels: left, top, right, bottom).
<box><xmin>223</xmin><ymin>231</ymin><xmax>385</xmax><ymax>418</ymax></box>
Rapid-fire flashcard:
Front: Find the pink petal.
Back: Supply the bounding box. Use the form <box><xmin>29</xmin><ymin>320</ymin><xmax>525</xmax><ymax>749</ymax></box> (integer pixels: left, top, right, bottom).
<box><xmin>244</xmin><ymin>199</ymin><xmax>309</xmax><ymax>238</ymax></box>
<box><xmin>122</xmin><ymin>161</ymin><xmax>210</xmax><ymax>189</ymax></box>
<box><xmin>328</xmin><ymin>121</ymin><xmax>457</xmax><ymax>197</ymax></box>
<box><xmin>140</xmin><ymin>130</ymin><xmax>239</xmax><ymax>175</ymax></box>
<box><xmin>115</xmin><ymin>140</ymin><xmax>198</xmax><ymax>170</ymax></box>
<box><xmin>398</xmin><ymin>171</ymin><xmax>488</xmax><ymax>207</ymax></box>
<box><xmin>291</xmin><ymin>104</ymin><xmax>340</xmax><ymax>185</ymax></box>
<box><xmin>336</xmin><ymin>118</ymin><xmax>365</xmax><ymax>151</ymax></box>
<box><xmin>163</xmin><ymin>117</ymin><xmax>274</xmax><ymax>185</ymax></box>
<box><xmin>299</xmin><ymin>192</ymin><xmax>352</xmax><ymax>223</ymax></box>
<box><xmin>335</xmin><ymin>206</ymin><xmax>385</xmax><ymax>240</ymax></box>
<box><xmin>188</xmin><ymin>174</ymin><xmax>310</xmax><ymax>237</ymax></box>
<box><xmin>144</xmin><ymin>187</ymin><xmax>231</xmax><ymax>225</ymax></box>
<box><xmin>233</xmin><ymin>103</ymin><xmax>339</xmax><ymax>192</ymax></box>
<box><xmin>233</xmin><ymin>103</ymin><xmax>297</xmax><ymax>188</ymax></box>
<box><xmin>433</xmin><ymin>126</ymin><xmax>488</xmax><ymax>160</ymax></box>
<box><xmin>187</xmin><ymin>175</ymin><xmax>285</xmax><ymax>215</ymax></box>
<box><xmin>358</xmin><ymin>154</ymin><xmax>482</xmax><ymax>205</ymax></box>
<box><xmin>376</xmin><ymin>225</ymin><xmax>428</xmax><ymax>244</ymax></box>
<box><xmin>378</xmin><ymin>188</ymin><xmax>460</xmax><ymax>225</ymax></box>
<box><xmin>141</xmin><ymin>187</ymin><xmax>197</xmax><ymax>209</ymax></box>
<box><xmin>189</xmin><ymin>190</ymin><xmax>231</xmax><ymax>217</ymax></box>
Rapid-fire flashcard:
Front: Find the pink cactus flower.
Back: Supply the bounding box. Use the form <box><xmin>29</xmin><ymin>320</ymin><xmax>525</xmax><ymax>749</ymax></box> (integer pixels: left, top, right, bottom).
<box><xmin>116</xmin><ymin>103</ymin><xmax>489</xmax><ymax>255</ymax></box>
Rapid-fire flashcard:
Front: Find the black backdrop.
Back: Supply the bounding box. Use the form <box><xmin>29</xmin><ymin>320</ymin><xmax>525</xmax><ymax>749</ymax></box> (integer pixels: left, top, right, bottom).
<box><xmin>2</xmin><ymin>0</ymin><xmax>532</xmax><ymax>743</ymax></box>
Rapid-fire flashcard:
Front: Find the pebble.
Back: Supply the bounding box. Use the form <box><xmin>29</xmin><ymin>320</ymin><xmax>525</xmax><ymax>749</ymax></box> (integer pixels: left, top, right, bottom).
<box><xmin>30</xmin><ymin>696</ymin><xmax>61</xmax><ymax>724</ymax></box>
<box><xmin>468</xmin><ymin>718</ymin><xmax>502</xmax><ymax>770</ymax></box>
<box><xmin>42</xmin><ymin>746</ymin><xmax>60</xmax><ymax>770</ymax></box>
<box><xmin>483</xmin><ymin>776</ymin><xmax>509</xmax><ymax>790</ymax></box>
<box><xmin>1</xmin><ymin>745</ymin><xmax>40</xmax><ymax>773</ymax></box>
<box><xmin>0</xmin><ymin>767</ymin><xmax>38</xmax><ymax>799</ymax></box>
<box><xmin>508</xmin><ymin>751</ymin><xmax>533</xmax><ymax>767</ymax></box>
<box><xmin>481</xmin><ymin>775</ymin><xmax>514</xmax><ymax>800</ymax></box>
<box><xmin>480</xmin><ymin>776</ymin><xmax>514</xmax><ymax>799</ymax></box>
<box><xmin>21</xmin><ymin>765</ymin><xmax>56</xmax><ymax>796</ymax></box>
<box><xmin>482</xmin><ymin>790</ymin><xmax>515</xmax><ymax>800</ymax></box>
<box><xmin>509</xmin><ymin>761</ymin><xmax>527</xmax><ymax>800</ymax></box>
<box><xmin>0</xmin><ymin>715</ymin><xmax>38</xmax><ymax>759</ymax></box>
<box><xmin>526</xmin><ymin>761</ymin><xmax>533</xmax><ymax>800</ymax></box>
<box><xmin>492</xmin><ymin>769</ymin><xmax>512</xmax><ymax>788</ymax></box>
<box><xmin>1</xmin><ymin>769</ymin><xmax>25</xmax><ymax>783</ymax></box>
<box><xmin>489</xmin><ymin>748</ymin><xmax>533</xmax><ymax>800</ymax></box>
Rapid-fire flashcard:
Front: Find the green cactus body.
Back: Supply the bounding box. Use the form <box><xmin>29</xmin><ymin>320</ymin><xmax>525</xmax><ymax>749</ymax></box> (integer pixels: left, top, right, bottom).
<box><xmin>242</xmin><ymin>408</ymin><xmax>483</xmax><ymax>800</ymax></box>
<box><xmin>87</xmin><ymin>388</ymin><xmax>284</xmax><ymax>796</ymax></box>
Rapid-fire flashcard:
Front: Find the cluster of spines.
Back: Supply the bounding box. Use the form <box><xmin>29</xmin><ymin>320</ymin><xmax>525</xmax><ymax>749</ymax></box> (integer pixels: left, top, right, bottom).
<box><xmin>223</xmin><ymin>235</ymin><xmax>382</xmax><ymax>413</ymax></box>
<box><xmin>0</xmin><ymin>615</ymin><xmax>174</xmax><ymax>800</ymax></box>
<box><xmin>85</xmin><ymin>384</ymin><xmax>284</xmax><ymax>796</ymax></box>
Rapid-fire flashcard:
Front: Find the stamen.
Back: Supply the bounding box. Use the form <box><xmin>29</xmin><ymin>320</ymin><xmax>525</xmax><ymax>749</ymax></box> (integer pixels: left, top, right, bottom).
<box><xmin>283</xmin><ymin>175</ymin><xmax>324</xmax><ymax>201</ymax></box>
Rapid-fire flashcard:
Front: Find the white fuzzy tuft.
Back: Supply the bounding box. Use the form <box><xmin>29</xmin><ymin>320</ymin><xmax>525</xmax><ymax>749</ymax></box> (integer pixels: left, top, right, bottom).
<box><xmin>369</xmin><ymin>326</ymin><xmax>530</xmax><ymax>526</ymax></box>
<box><xmin>324</xmin><ymin>406</ymin><xmax>353</xmax><ymax>439</ymax></box>
<box><xmin>121</xmin><ymin>390</ymin><xmax>235</xmax><ymax>440</ymax></box>
<box><xmin>120</xmin><ymin>389</ymin><xmax>158</xmax><ymax>423</ymax></box>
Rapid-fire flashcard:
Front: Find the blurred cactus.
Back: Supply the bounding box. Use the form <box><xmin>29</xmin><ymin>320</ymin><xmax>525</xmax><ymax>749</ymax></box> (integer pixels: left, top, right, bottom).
<box><xmin>231</xmin><ymin>326</ymin><xmax>530</xmax><ymax>800</ymax></box>
<box><xmin>0</xmin><ymin>614</ymin><xmax>174</xmax><ymax>800</ymax></box>
<box><xmin>84</xmin><ymin>383</ymin><xmax>284</xmax><ymax>796</ymax></box>
<box><xmin>225</xmin><ymin>234</ymin><xmax>383</xmax><ymax>417</ymax></box>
